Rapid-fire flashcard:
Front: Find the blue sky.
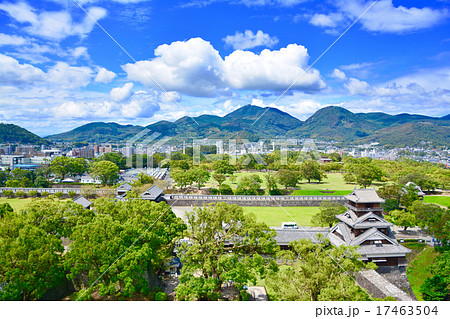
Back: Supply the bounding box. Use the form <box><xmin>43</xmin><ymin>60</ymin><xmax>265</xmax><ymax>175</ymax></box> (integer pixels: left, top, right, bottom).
<box><xmin>0</xmin><ymin>0</ymin><xmax>449</xmax><ymax>136</ymax></box>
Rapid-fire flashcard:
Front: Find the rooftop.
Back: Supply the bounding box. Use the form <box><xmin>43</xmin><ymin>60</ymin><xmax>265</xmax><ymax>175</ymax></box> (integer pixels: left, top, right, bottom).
<box><xmin>73</xmin><ymin>195</ymin><xmax>92</xmax><ymax>209</ymax></box>
<box><xmin>345</xmin><ymin>188</ymin><xmax>385</xmax><ymax>204</ymax></box>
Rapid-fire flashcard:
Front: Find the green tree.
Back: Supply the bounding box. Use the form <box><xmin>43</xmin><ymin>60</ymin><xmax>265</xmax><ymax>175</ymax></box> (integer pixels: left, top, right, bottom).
<box><xmin>265</xmin><ymin>239</ymin><xmax>371</xmax><ymax>301</ymax></box>
<box><xmin>71</xmin><ymin>157</ymin><xmax>89</xmax><ymax>176</ymax></box>
<box><xmin>98</xmin><ymin>152</ymin><xmax>127</xmax><ymax>170</ymax></box>
<box><xmin>188</xmin><ymin>168</ymin><xmax>211</xmax><ymax>189</ymax></box>
<box><xmin>420</xmin><ymin>275</ymin><xmax>448</xmax><ymax>301</ymax></box>
<box><xmin>15</xmin><ymin>190</ymin><xmax>26</xmax><ymax>198</ymax></box>
<box><xmin>0</xmin><ymin>170</ymin><xmax>9</xmax><ymax>187</ymax></box>
<box><xmin>0</xmin><ymin>202</ymin><xmax>13</xmax><ymax>217</ymax></box>
<box><xmin>50</xmin><ymin>156</ymin><xmax>73</xmax><ymax>180</ymax></box>
<box><xmin>312</xmin><ymin>201</ymin><xmax>345</xmax><ymax>228</ymax></box>
<box><xmin>171</xmin><ymin>168</ymin><xmax>191</xmax><ymax>189</ymax></box>
<box><xmin>235</xmin><ymin>174</ymin><xmax>263</xmax><ymax>195</ymax></box>
<box><xmin>276</xmin><ymin>169</ymin><xmax>300</xmax><ymax>189</ymax></box>
<box><xmin>301</xmin><ymin>160</ymin><xmax>326</xmax><ymax>183</ymax></box>
<box><xmin>90</xmin><ymin>160</ymin><xmax>119</xmax><ymax>186</ymax></box>
<box><xmin>354</xmin><ymin>164</ymin><xmax>383</xmax><ymax>188</ymax></box>
<box><xmin>3</xmin><ymin>190</ymin><xmax>13</xmax><ymax>198</ymax></box>
<box><xmin>343</xmin><ymin>173</ymin><xmax>356</xmax><ymax>184</ymax></box>
<box><xmin>0</xmin><ymin>213</ymin><xmax>65</xmax><ymax>300</ymax></box>
<box><xmin>131</xmin><ymin>172</ymin><xmax>154</xmax><ymax>186</ymax></box>
<box><xmin>218</xmin><ymin>183</ymin><xmax>233</xmax><ymax>195</ymax></box>
<box><xmin>265</xmin><ymin>173</ymin><xmax>282</xmax><ymax>195</ymax></box>
<box><xmin>33</xmin><ymin>176</ymin><xmax>50</xmax><ymax>188</ymax></box>
<box><xmin>176</xmin><ymin>203</ymin><xmax>278</xmax><ymax>301</ymax></box>
<box><xmin>65</xmin><ymin>199</ymin><xmax>185</xmax><ymax>299</ymax></box>
<box><xmin>212</xmin><ymin>160</ymin><xmax>235</xmax><ymax>175</ymax></box>
<box><xmin>385</xmin><ymin>210</ymin><xmax>417</xmax><ymax>234</ymax></box>
<box><xmin>400</xmin><ymin>185</ymin><xmax>420</xmax><ymax>208</ymax></box>
<box><xmin>170</xmin><ymin>160</ymin><xmax>190</xmax><ymax>170</ymax></box>
<box><xmin>212</xmin><ymin>173</ymin><xmax>226</xmax><ymax>186</ymax></box>
<box><xmin>409</xmin><ymin>201</ymin><xmax>449</xmax><ymax>243</ymax></box>
<box><xmin>399</xmin><ymin>172</ymin><xmax>438</xmax><ymax>192</ymax></box>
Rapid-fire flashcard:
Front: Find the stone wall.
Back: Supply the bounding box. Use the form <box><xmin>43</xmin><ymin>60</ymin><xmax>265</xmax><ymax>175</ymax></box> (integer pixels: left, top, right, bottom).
<box><xmin>356</xmin><ymin>269</ymin><xmax>416</xmax><ymax>301</ymax></box>
<box><xmin>166</xmin><ymin>194</ymin><xmax>346</xmax><ymax>207</ymax></box>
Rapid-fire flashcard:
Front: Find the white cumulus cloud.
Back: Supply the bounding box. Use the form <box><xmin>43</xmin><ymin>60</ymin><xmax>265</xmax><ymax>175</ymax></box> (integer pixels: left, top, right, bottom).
<box><xmin>0</xmin><ymin>33</ymin><xmax>30</xmax><ymax>46</ymax></box>
<box><xmin>344</xmin><ymin>77</ymin><xmax>372</xmax><ymax>95</ymax></box>
<box><xmin>223</xmin><ymin>30</ymin><xmax>279</xmax><ymax>50</ymax></box>
<box><xmin>0</xmin><ymin>2</ymin><xmax>107</xmax><ymax>40</ymax></box>
<box><xmin>224</xmin><ymin>44</ymin><xmax>325</xmax><ymax>91</ymax></box>
<box><xmin>309</xmin><ymin>13</ymin><xmax>345</xmax><ymax>28</ymax></box>
<box><xmin>47</xmin><ymin>62</ymin><xmax>93</xmax><ymax>88</ymax></box>
<box><xmin>95</xmin><ymin>67</ymin><xmax>117</xmax><ymax>84</ymax></box>
<box><xmin>0</xmin><ymin>53</ymin><xmax>45</xmax><ymax>86</ymax></box>
<box><xmin>123</xmin><ymin>38</ymin><xmax>325</xmax><ymax>97</ymax></box>
<box><xmin>310</xmin><ymin>0</ymin><xmax>448</xmax><ymax>34</ymax></box>
<box><xmin>331</xmin><ymin>68</ymin><xmax>347</xmax><ymax>80</ymax></box>
<box><xmin>123</xmin><ymin>38</ymin><xmax>226</xmax><ymax>97</ymax></box>
<box><xmin>110</xmin><ymin>82</ymin><xmax>134</xmax><ymax>102</ymax></box>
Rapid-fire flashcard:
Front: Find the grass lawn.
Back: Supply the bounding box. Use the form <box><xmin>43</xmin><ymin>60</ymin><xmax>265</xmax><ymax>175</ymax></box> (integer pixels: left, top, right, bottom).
<box><xmin>242</xmin><ymin>206</ymin><xmax>319</xmax><ymax>227</ymax></box>
<box><xmin>403</xmin><ymin>243</ymin><xmax>440</xmax><ymax>301</ymax></box>
<box><xmin>0</xmin><ymin>197</ymin><xmax>70</xmax><ymax>212</ymax></box>
<box><xmin>0</xmin><ymin>198</ymin><xmax>34</xmax><ymax>211</ymax></box>
<box><xmin>207</xmin><ymin>172</ymin><xmax>386</xmax><ymax>194</ymax></box>
<box><xmin>290</xmin><ymin>190</ymin><xmax>351</xmax><ymax>196</ymax></box>
<box><xmin>423</xmin><ymin>196</ymin><xmax>450</xmax><ymax>208</ymax></box>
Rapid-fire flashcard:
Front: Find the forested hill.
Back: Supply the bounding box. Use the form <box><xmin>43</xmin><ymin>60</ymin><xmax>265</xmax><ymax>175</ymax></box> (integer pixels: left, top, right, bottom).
<box><xmin>47</xmin><ymin>122</ymin><xmax>145</xmax><ymax>143</ymax></box>
<box><xmin>45</xmin><ymin>105</ymin><xmax>450</xmax><ymax>147</ymax></box>
<box><xmin>0</xmin><ymin>123</ymin><xmax>49</xmax><ymax>145</ymax></box>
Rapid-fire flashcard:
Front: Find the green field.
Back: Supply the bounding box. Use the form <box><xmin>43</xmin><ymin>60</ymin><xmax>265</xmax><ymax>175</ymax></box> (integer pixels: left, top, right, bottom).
<box><xmin>242</xmin><ymin>206</ymin><xmax>319</xmax><ymax>227</ymax></box>
<box><xmin>0</xmin><ymin>198</ymin><xmax>34</xmax><ymax>211</ymax></box>
<box><xmin>207</xmin><ymin>172</ymin><xmax>385</xmax><ymax>193</ymax></box>
<box><xmin>423</xmin><ymin>196</ymin><xmax>450</xmax><ymax>208</ymax></box>
<box><xmin>0</xmin><ymin>197</ymin><xmax>70</xmax><ymax>212</ymax></box>
<box><xmin>290</xmin><ymin>190</ymin><xmax>351</xmax><ymax>196</ymax></box>
<box><xmin>404</xmin><ymin>243</ymin><xmax>440</xmax><ymax>301</ymax></box>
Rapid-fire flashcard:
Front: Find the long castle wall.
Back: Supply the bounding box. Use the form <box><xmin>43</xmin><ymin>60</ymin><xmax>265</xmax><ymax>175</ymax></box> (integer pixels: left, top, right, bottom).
<box><xmin>165</xmin><ymin>194</ymin><xmax>346</xmax><ymax>207</ymax></box>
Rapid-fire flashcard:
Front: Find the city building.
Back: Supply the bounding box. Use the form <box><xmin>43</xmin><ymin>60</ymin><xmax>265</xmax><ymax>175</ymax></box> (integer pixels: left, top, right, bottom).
<box><xmin>74</xmin><ymin>148</ymin><xmax>95</xmax><ymax>159</ymax></box>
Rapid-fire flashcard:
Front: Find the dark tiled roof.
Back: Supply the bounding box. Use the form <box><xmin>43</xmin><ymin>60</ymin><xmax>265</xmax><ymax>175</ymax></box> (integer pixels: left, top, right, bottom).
<box><xmin>73</xmin><ymin>195</ymin><xmax>92</xmax><ymax>209</ymax></box>
<box><xmin>117</xmin><ymin>183</ymin><xmax>133</xmax><ymax>191</ymax></box>
<box><xmin>271</xmin><ymin>227</ymin><xmax>329</xmax><ymax>245</ymax></box>
<box><xmin>345</xmin><ymin>188</ymin><xmax>385</xmax><ymax>203</ymax></box>
<box><xmin>337</xmin><ymin>211</ymin><xmax>391</xmax><ymax>229</ymax></box>
<box><xmin>141</xmin><ymin>185</ymin><xmax>163</xmax><ymax>200</ymax></box>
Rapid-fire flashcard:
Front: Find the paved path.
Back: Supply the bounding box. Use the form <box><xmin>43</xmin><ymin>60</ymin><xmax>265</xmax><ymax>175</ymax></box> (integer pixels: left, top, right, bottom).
<box><xmin>247</xmin><ymin>286</ymin><xmax>269</xmax><ymax>301</ymax></box>
<box><xmin>171</xmin><ymin>206</ymin><xmax>194</xmax><ymax>221</ymax></box>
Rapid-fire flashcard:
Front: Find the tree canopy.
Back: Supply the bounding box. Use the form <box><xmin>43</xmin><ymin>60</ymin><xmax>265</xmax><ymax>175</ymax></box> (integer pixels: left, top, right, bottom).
<box><xmin>90</xmin><ymin>160</ymin><xmax>119</xmax><ymax>186</ymax></box>
<box><xmin>266</xmin><ymin>238</ymin><xmax>373</xmax><ymax>301</ymax></box>
<box><xmin>176</xmin><ymin>203</ymin><xmax>278</xmax><ymax>300</ymax></box>
<box><xmin>312</xmin><ymin>201</ymin><xmax>345</xmax><ymax>228</ymax></box>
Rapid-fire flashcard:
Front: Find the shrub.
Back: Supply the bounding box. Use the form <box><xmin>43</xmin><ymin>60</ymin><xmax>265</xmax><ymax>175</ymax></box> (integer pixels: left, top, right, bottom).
<box><xmin>48</xmin><ymin>194</ymin><xmax>57</xmax><ymax>199</ymax></box>
<box><xmin>155</xmin><ymin>292</ymin><xmax>167</xmax><ymax>301</ymax></box>
<box><xmin>218</xmin><ymin>184</ymin><xmax>233</xmax><ymax>195</ymax></box>
<box><xmin>68</xmin><ymin>190</ymin><xmax>77</xmax><ymax>197</ymax></box>
<box><xmin>2</xmin><ymin>190</ymin><xmax>13</xmax><ymax>198</ymax></box>
<box><xmin>41</xmin><ymin>191</ymin><xmax>49</xmax><ymax>197</ymax></box>
<box><xmin>27</xmin><ymin>190</ymin><xmax>38</xmax><ymax>197</ymax></box>
<box><xmin>269</xmin><ymin>189</ymin><xmax>283</xmax><ymax>195</ymax></box>
<box><xmin>210</xmin><ymin>188</ymin><xmax>218</xmax><ymax>195</ymax></box>
<box><xmin>81</xmin><ymin>187</ymin><xmax>96</xmax><ymax>199</ymax></box>
<box><xmin>15</xmin><ymin>190</ymin><xmax>26</xmax><ymax>198</ymax></box>
<box><xmin>54</xmin><ymin>191</ymin><xmax>64</xmax><ymax>198</ymax></box>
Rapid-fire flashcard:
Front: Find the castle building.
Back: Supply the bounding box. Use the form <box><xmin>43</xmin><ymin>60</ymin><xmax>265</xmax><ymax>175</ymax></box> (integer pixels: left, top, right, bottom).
<box><xmin>327</xmin><ymin>188</ymin><xmax>410</xmax><ymax>267</ymax></box>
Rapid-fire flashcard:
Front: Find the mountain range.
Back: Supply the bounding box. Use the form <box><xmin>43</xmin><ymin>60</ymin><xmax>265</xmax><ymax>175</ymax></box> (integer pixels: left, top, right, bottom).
<box><xmin>3</xmin><ymin>105</ymin><xmax>449</xmax><ymax>147</ymax></box>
